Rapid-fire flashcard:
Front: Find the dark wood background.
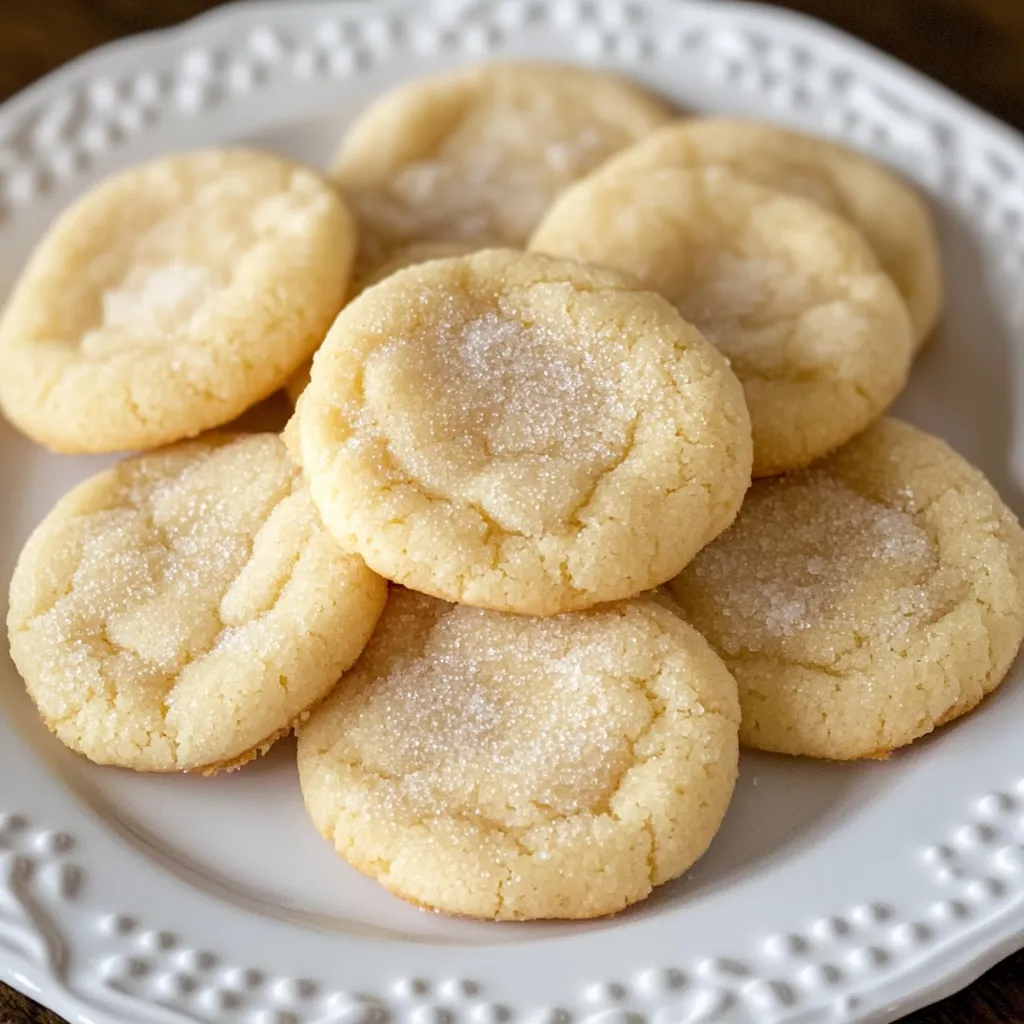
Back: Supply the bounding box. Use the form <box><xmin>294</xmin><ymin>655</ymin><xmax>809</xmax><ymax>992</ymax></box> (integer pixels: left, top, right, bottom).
<box><xmin>1</xmin><ymin>1</ymin><xmax>1023</xmax><ymax>1022</ymax></box>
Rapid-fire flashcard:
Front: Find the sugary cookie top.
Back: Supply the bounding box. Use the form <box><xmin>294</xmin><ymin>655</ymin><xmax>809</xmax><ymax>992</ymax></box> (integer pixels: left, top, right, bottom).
<box><xmin>7</xmin><ymin>434</ymin><xmax>385</xmax><ymax>772</ymax></box>
<box><xmin>301</xmin><ymin>589</ymin><xmax>738</xmax><ymax>826</ymax></box>
<box><xmin>601</xmin><ymin>118</ymin><xmax>942</xmax><ymax>344</ymax></box>
<box><xmin>0</xmin><ymin>148</ymin><xmax>353</xmax><ymax>452</ymax></box>
<box><xmin>670</xmin><ymin>419</ymin><xmax>1024</xmax><ymax>757</ymax></box>
<box><xmin>298</xmin><ymin>249</ymin><xmax>752</xmax><ymax>614</ymax></box>
<box><xmin>530</xmin><ymin>165</ymin><xmax>913</xmax><ymax>476</ymax></box>
<box><xmin>285</xmin><ymin>240</ymin><xmax>478</xmax><ymax>407</ymax></box>
<box><xmin>333</xmin><ymin>61</ymin><xmax>671</xmax><ymax>262</ymax></box>
<box><xmin>360</xmin><ymin>295</ymin><xmax>631</xmax><ymax>532</ymax></box>
<box><xmin>682</xmin><ymin>465</ymin><xmax>939</xmax><ymax>661</ymax></box>
<box><xmin>298</xmin><ymin>589</ymin><xmax>740</xmax><ymax>918</ymax></box>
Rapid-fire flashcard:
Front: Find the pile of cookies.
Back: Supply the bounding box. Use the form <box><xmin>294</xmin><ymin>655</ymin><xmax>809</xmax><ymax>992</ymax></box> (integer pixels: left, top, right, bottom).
<box><xmin>4</xmin><ymin>61</ymin><xmax>1023</xmax><ymax>922</ymax></box>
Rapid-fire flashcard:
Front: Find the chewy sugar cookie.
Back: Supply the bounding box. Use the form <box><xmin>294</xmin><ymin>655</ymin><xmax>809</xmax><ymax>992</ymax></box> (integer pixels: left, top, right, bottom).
<box><xmin>530</xmin><ymin>165</ymin><xmax>913</xmax><ymax>477</ymax></box>
<box><xmin>0</xmin><ymin>149</ymin><xmax>354</xmax><ymax>453</ymax></box>
<box><xmin>599</xmin><ymin>118</ymin><xmax>942</xmax><ymax>347</ymax></box>
<box><xmin>297</xmin><ymin>589</ymin><xmax>740</xmax><ymax>920</ymax></box>
<box><xmin>285</xmin><ymin>240</ymin><xmax>478</xmax><ymax>406</ymax></box>
<box><xmin>296</xmin><ymin>249</ymin><xmax>752</xmax><ymax>615</ymax></box>
<box><xmin>669</xmin><ymin>419</ymin><xmax>1024</xmax><ymax>760</ymax></box>
<box><xmin>7</xmin><ymin>434</ymin><xmax>387</xmax><ymax>773</ymax></box>
<box><xmin>332</xmin><ymin>61</ymin><xmax>671</xmax><ymax>270</ymax></box>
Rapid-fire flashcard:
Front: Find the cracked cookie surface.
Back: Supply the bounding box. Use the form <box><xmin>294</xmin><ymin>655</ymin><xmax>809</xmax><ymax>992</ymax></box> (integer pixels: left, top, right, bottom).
<box><xmin>296</xmin><ymin>249</ymin><xmax>752</xmax><ymax>615</ymax></box>
<box><xmin>669</xmin><ymin>418</ymin><xmax>1024</xmax><ymax>759</ymax></box>
<box><xmin>530</xmin><ymin>165</ymin><xmax>914</xmax><ymax>477</ymax></box>
<box><xmin>332</xmin><ymin>61</ymin><xmax>671</xmax><ymax>275</ymax></box>
<box><xmin>297</xmin><ymin>588</ymin><xmax>740</xmax><ymax>920</ymax></box>
<box><xmin>7</xmin><ymin>434</ymin><xmax>387</xmax><ymax>773</ymax></box>
<box><xmin>0</xmin><ymin>148</ymin><xmax>354</xmax><ymax>453</ymax></box>
<box><xmin>598</xmin><ymin>118</ymin><xmax>942</xmax><ymax>348</ymax></box>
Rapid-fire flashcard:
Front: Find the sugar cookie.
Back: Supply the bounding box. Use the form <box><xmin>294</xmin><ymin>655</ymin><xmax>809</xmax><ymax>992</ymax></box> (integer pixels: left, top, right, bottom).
<box><xmin>332</xmin><ymin>61</ymin><xmax>671</xmax><ymax>270</ymax></box>
<box><xmin>7</xmin><ymin>434</ymin><xmax>387</xmax><ymax>773</ymax></box>
<box><xmin>0</xmin><ymin>149</ymin><xmax>354</xmax><ymax>453</ymax></box>
<box><xmin>297</xmin><ymin>589</ymin><xmax>740</xmax><ymax>920</ymax></box>
<box><xmin>285</xmin><ymin>241</ymin><xmax>478</xmax><ymax>407</ymax></box>
<box><xmin>669</xmin><ymin>419</ymin><xmax>1024</xmax><ymax>760</ymax></box>
<box><xmin>530</xmin><ymin>165</ymin><xmax>913</xmax><ymax>476</ymax></box>
<box><xmin>599</xmin><ymin>118</ymin><xmax>942</xmax><ymax>347</ymax></box>
<box><xmin>296</xmin><ymin>249</ymin><xmax>752</xmax><ymax>615</ymax></box>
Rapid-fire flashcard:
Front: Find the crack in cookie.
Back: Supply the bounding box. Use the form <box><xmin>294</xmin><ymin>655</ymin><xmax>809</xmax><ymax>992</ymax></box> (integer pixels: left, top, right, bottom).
<box><xmin>297</xmin><ymin>589</ymin><xmax>740</xmax><ymax>920</ymax></box>
<box><xmin>7</xmin><ymin>434</ymin><xmax>387</xmax><ymax>772</ymax></box>
<box><xmin>669</xmin><ymin>418</ymin><xmax>1024</xmax><ymax>759</ymax></box>
<box><xmin>0</xmin><ymin>149</ymin><xmax>354</xmax><ymax>453</ymax></box>
<box><xmin>530</xmin><ymin>165</ymin><xmax>913</xmax><ymax>477</ymax></box>
<box><xmin>296</xmin><ymin>249</ymin><xmax>752</xmax><ymax>615</ymax></box>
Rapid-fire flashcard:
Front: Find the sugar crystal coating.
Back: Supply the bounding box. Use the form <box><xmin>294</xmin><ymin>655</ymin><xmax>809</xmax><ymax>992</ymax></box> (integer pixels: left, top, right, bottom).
<box><xmin>529</xmin><ymin>164</ymin><xmax>913</xmax><ymax>476</ymax></box>
<box><xmin>597</xmin><ymin>117</ymin><xmax>943</xmax><ymax>346</ymax></box>
<box><xmin>0</xmin><ymin>148</ymin><xmax>354</xmax><ymax>453</ymax></box>
<box><xmin>89</xmin><ymin>264</ymin><xmax>218</xmax><ymax>353</ymax></box>
<box><xmin>360</xmin><ymin>300</ymin><xmax>634</xmax><ymax>532</ymax></box>
<box><xmin>340</xmin><ymin>596</ymin><xmax>646</xmax><ymax>818</ymax></box>
<box><xmin>297</xmin><ymin>249</ymin><xmax>753</xmax><ymax>614</ymax></box>
<box><xmin>7</xmin><ymin>434</ymin><xmax>386</xmax><ymax>772</ymax></box>
<box><xmin>690</xmin><ymin>471</ymin><xmax>936</xmax><ymax>650</ymax></box>
<box><xmin>298</xmin><ymin>589</ymin><xmax>741</xmax><ymax>919</ymax></box>
<box><xmin>670</xmin><ymin>419</ymin><xmax>1024</xmax><ymax>759</ymax></box>
<box><xmin>334</xmin><ymin>62</ymin><xmax>671</xmax><ymax>268</ymax></box>
<box><xmin>349</xmin><ymin>119</ymin><xmax>615</xmax><ymax>247</ymax></box>
<box><xmin>682</xmin><ymin>252</ymin><xmax>813</xmax><ymax>355</ymax></box>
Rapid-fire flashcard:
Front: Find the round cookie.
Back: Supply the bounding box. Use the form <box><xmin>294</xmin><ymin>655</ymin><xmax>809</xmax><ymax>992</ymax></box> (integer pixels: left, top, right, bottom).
<box><xmin>7</xmin><ymin>434</ymin><xmax>387</xmax><ymax>773</ymax></box>
<box><xmin>296</xmin><ymin>249</ymin><xmax>753</xmax><ymax>615</ymax></box>
<box><xmin>285</xmin><ymin>240</ymin><xmax>478</xmax><ymax>407</ymax></box>
<box><xmin>297</xmin><ymin>588</ymin><xmax>741</xmax><ymax>920</ymax></box>
<box><xmin>332</xmin><ymin>61</ymin><xmax>671</xmax><ymax>272</ymax></box>
<box><xmin>530</xmin><ymin>165</ymin><xmax>913</xmax><ymax>477</ymax></box>
<box><xmin>599</xmin><ymin>118</ymin><xmax>942</xmax><ymax>348</ymax></box>
<box><xmin>0</xmin><ymin>149</ymin><xmax>354</xmax><ymax>453</ymax></box>
<box><xmin>669</xmin><ymin>418</ymin><xmax>1024</xmax><ymax>760</ymax></box>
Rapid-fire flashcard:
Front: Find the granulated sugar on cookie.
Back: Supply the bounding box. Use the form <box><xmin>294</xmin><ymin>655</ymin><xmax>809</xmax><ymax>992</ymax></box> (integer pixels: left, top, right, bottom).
<box><xmin>295</xmin><ymin>249</ymin><xmax>752</xmax><ymax>614</ymax></box>
<box><xmin>530</xmin><ymin>165</ymin><xmax>913</xmax><ymax>476</ymax></box>
<box><xmin>599</xmin><ymin>117</ymin><xmax>942</xmax><ymax>349</ymax></box>
<box><xmin>7</xmin><ymin>434</ymin><xmax>387</xmax><ymax>773</ymax></box>
<box><xmin>670</xmin><ymin>418</ymin><xmax>1024</xmax><ymax>759</ymax></box>
<box><xmin>332</xmin><ymin>61</ymin><xmax>671</xmax><ymax>274</ymax></box>
<box><xmin>285</xmin><ymin>240</ymin><xmax>479</xmax><ymax>407</ymax></box>
<box><xmin>0</xmin><ymin>148</ymin><xmax>354</xmax><ymax>453</ymax></box>
<box><xmin>297</xmin><ymin>588</ymin><xmax>740</xmax><ymax>920</ymax></box>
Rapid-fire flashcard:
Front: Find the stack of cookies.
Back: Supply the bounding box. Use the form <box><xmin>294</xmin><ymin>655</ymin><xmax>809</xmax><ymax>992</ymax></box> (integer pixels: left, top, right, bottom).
<box><xmin>4</xmin><ymin>61</ymin><xmax>1023</xmax><ymax>922</ymax></box>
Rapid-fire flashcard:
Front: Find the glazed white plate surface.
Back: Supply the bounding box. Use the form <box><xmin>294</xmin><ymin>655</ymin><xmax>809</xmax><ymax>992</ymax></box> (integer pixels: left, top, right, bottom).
<box><xmin>2</xmin><ymin>2</ymin><xmax>1024</xmax><ymax>1023</ymax></box>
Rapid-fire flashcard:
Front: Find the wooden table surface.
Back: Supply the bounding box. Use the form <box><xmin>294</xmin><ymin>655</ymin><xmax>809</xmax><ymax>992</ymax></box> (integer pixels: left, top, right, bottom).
<box><xmin>1</xmin><ymin>1</ymin><xmax>1023</xmax><ymax>1022</ymax></box>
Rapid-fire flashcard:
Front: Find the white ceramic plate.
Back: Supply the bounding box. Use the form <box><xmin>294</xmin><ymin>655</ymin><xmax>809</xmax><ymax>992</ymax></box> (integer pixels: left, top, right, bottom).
<box><xmin>2</xmin><ymin>2</ymin><xmax>1024</xmax><ymax>1023</ymax></box>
